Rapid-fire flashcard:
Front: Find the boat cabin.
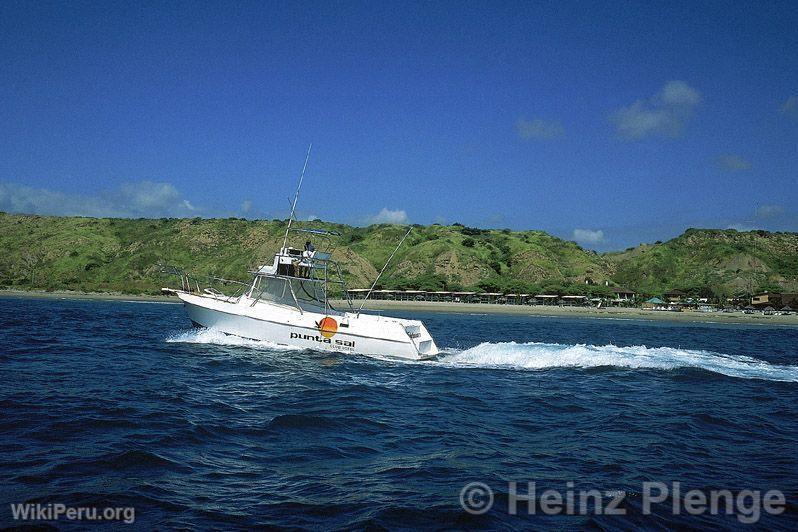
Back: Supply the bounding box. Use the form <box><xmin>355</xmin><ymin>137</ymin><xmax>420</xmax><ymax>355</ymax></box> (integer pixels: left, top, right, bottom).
<box><xmin>246</xmin><ymin>228</ymin><xmax>352</xmax><ymax>315</ymax></box>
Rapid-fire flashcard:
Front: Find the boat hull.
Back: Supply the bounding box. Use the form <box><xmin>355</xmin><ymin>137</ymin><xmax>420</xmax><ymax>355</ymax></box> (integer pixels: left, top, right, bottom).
<box><xmin>176</xmin><ymin>292</ymin><xmax>438</xmax><ymax>360</ymax></box>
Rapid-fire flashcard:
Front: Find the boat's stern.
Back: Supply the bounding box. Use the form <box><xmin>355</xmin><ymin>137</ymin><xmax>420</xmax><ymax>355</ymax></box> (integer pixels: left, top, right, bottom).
<box><xmin>401</xmin><ymin>320</ymin><xmax>439</xmax><ymax>360</ymax></box>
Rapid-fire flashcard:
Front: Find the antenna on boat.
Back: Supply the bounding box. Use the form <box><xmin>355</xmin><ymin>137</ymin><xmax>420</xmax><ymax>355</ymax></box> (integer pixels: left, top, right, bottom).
<box><xmin>357</xmin><ymin>226</ymin><xmax>412</xmax><ymax>317</ymax></box>
<box><xmin>282</xmin><ymin>143</ymin><xmax>313</xmax><ymax>250</ymax></box>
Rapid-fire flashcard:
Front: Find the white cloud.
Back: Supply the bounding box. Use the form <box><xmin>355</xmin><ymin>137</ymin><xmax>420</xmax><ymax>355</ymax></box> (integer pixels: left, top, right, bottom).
<box><xmin>780</xmin><ymin>96</ymin><xmax>798</xmax><ymax>119</ymax></box>
<box><xmin>715</xmin><ymin>153</ymin><xmax>752</xmax><ymax>172</ymax></box>
<box><xmin>0</xmin><ymin>181</ymin><xmax>199</xmax><ymax>218</ymax></box>
<box><xmin>367</xmin><ymin>207</ymin><xmax>408</xmax><ymax>225</ymax></box>
<box><xmin>659</xmin><ymin>80</ymin><xmax>701</xmax><ymax>107</ymax></box>
<box><xmin>573</xmin><ymin>228</ymin><xmax>605</xmax><ymax>244</ymax></box>
<box><xmin>116</xmin><ymin>181</ymin><xmax>185</xmax><ymax>216</ymax></box>
<box><xmin>726</xmin><ymin>204</ymin><xmax>789</xmax><ymax>232</ymax></box>
<box><xmin>755</xmin><ymin>204</ymin><xmax>783</xmax><ymax>218</ymax></box>
<box><xmin>241</xmin><ymin>199</ymin><xmax>252</xmax><ymax>214</ymax></box>
<box><xmin>612</xmin><ymin>81</ymin><xmax>701</xmax><ymax>139</ymax></box>
<box><xmin>307</xmin><ymin>214</ymin><xmax>319</xmax><ymax>221</ymax></box>
<box><xmin>727</xmin><ymin>223</ymin><xmax>757</xmax><ymax>232</ymax></box>
<box><xmin>516</xmin><ymin>118</ymin><xmax>565</xmax><ymax>140</ymax></box>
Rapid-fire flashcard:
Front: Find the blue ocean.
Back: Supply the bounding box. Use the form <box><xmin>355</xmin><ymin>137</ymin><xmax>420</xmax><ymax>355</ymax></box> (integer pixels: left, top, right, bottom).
<box><xmin>1</xmin><ymin>296</ymin><xmax>796</xmax><ymax>529</ymax></box>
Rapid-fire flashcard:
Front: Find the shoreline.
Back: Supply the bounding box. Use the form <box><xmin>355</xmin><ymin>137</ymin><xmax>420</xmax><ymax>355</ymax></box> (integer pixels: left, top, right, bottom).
<box><xmin>3</xmin><ymin>289</ymin><xmax>797</xmax><ymax>326</ymax></box>
<box><xmin>347</xmin><ymin>299</ymin><xmax>798</xmax><ymax>326</ymax></box>
<box><xmin>0</xmin><ymin>289</ymin><xmax>176</xmax><ymax>303</ymax></box>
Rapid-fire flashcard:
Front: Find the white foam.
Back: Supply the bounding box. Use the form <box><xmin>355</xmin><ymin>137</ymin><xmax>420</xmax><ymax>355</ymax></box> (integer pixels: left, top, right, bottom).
<box><xmin>165</xmin><ymin>328</ymin><xmax>302</xmax><ymax>351</ymax></box>
<box><xmin>164</xmin><ymin>328</ymin><xmax>797</xmax><ymax>382</ymax></box>
<box><xmin>435</xmin><ymin>341</ymin><xmax>798</xmax><ymax>382</ymax></box>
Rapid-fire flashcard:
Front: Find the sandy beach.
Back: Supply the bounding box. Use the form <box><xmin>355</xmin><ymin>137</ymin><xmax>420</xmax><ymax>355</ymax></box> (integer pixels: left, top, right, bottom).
<box><xmin>0</xmin><ymin>289</ymin><xmax>177</xmax><ymax>303</ymax></box>
<box><xmin>3</xmin><ymin>289</ymin><xmax>797</xmax><ymax>326</ymax></box>
<box><xmin>348</xmin><ymin>299</ymin><xmax>798</xmax><ymax>326</ymax></box>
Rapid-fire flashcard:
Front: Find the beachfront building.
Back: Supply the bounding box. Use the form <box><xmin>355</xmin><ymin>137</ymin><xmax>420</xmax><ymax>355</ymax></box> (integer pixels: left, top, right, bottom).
<box><xmin>452</xmin><ymin>291</ymin><xmax>477</xmax><ymax>303</ymax></box>
<box><xmin>751</xmin><ymin>292</ymin><xmax>775</xmax><ymax>307</ymax></box>
<box><xmin>751</xmin><ymin>292</ymin><xmax>798</xmax><ymax>309</ymax></box>
<box><xmin>642</xmin><ymin>297</ymin><xmax>667</xmax><ymax>310</ymax></box>
<box><xmin>532</xmin><ymin>294</ymin><xmax>559</xmax><ymax>306</ymax></box>
<box><xmin>608</xmin><ymin>287</ymin><xmax>636</xmax><ymax>306</ymax></box>
<box><xmin>504</xmin><ymin>294</ymin><xmax>534</xmax><ymax>305</ymax></box>
<box><xmin>560</xmin><ymin>295</ymin><xmax>588</xmax><ymax>306</ymax></box>
<box><xmin>372</xmin><ymin>290</ymin><xmax>396</xmax><ymax>300</ymax></box>
<box><xmin>611</xmin><ymin>287</ymin><xmax>635</xmax><ymax>301</ymax></box>
<box><xmin>396</xmin><ymin>290</ymin><xmax>426</xmax><ymax>301</ymax></box>
<box><xmin>346</xmin><ymin>288</ymin><xmax>370</xmax><ymax>299</ymax></box>
<box><xmin>504</xmin><ymin>294</ymin><xmax>522</xmax><ymax>305</ymax></box>
<box><xmin>664</xmin><ymin>289</ymin><xmax>686</xmax><ymax>303</ymax></box>
<box><xmin>476</xmin><ymin>292</ymin><xmax>503</xmax><ymax>304</ymax></box>
<box><xmin>344</xmin><ymin>288</ymin><xmax>665</xmax><ymax>310</ymax></box>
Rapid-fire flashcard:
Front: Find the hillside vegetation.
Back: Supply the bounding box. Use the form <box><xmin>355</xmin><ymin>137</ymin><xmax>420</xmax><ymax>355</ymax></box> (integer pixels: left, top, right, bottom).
<box><xmin>1</xmin><ymin>213</ymin><xmax>797</xmax><ymax>298</ymax></box>
<box><xmin>607</xmin><ymin>228</ymin><xmax>798</xmax><ymax>297</ymax></box>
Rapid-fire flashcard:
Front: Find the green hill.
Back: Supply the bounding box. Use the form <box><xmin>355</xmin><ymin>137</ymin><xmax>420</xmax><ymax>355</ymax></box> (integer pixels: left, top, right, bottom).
<box><xmin>608</xmin><ymin>228</ymin><xmax>798</xmax><ymax>298</ymax></box>
<box><xmin>0</xmin><ymin>213</ymin><xmax>611</xmax><ymax>295</ymax></box>
<box><xmin>1</xmin><ymin>213</ymin><xmax>797</xmax><ymax>299</ymax></box>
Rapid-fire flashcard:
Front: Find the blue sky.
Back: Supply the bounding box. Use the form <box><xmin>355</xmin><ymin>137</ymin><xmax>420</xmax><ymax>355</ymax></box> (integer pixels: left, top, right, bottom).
<box><xmin>1</xmin><ymin>0</ymin><xmax>796</xmax><ymax>251</ymax></box>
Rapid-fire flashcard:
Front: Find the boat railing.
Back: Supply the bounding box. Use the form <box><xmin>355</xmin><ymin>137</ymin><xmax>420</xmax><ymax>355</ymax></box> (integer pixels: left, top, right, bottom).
<box><xmin>265</xmin><ymin>251</ymin><xmax>342</xmax><ymax>282</ymax></box>
<box><xmin>159</xmin><ymin>265</ymin><xmax>249</xmax><ymax>300</ymax></box>
<box><xmin>248</xmin><ymin>250</ymin><xmax>354</xmax><ymax>312</ymax></box>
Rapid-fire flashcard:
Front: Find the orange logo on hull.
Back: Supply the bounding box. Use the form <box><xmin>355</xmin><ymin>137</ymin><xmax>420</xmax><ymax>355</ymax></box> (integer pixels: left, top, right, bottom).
<box><xmin>317</xmin><ymin>317</ymin><xmax>338</xmax><ymax>338</ymax></box>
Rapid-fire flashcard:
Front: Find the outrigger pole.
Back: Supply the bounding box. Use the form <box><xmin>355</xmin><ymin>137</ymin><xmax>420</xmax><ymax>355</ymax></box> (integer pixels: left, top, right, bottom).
<box><xmin>357</xmin><ymin>227</ymin><xmax>412</xmax><ymax>316</ymax></box>
<box><xmin>282</xmin><ymin>144</ymin><xmax>313</xmax><ymax>250</ymax></box>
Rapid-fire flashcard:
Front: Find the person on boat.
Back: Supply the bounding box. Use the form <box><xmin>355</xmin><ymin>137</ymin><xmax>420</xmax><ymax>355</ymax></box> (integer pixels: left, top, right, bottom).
<box><xmin>299</xmin><ymin>241</ymin><xmax>315</xmax><ymax>277</ymax></box>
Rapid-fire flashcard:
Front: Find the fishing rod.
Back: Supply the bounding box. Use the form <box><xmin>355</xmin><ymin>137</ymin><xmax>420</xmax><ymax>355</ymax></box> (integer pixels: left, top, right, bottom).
<box><xmin>282</xmin><ymin>143</ymin><xmax>313</xmax><ymax>250</ymax></box>
<box><xmin>357</xmin><ymin>227</ymin><xmax>413</xmax><ymax>316</ymax></box>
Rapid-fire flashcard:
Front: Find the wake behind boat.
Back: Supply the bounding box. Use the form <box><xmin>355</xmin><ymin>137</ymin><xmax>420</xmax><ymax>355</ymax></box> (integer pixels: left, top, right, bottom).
<box><xmin>162</xmin><ymin>148</ymin><xmax>439</xmax><ymax>360</ymax></box>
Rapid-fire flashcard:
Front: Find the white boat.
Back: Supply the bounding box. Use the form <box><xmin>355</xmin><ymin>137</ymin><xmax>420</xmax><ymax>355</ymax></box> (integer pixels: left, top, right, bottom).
<box><xmin>163</xmin><ymin>149</ymin><xmax>439</xmax><ymax>360</ymax></box>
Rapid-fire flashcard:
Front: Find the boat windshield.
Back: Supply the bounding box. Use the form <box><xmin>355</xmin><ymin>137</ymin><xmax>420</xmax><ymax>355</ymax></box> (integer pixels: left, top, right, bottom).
<box><xmin>247</xmin><ymin>275</ymin><xmax>344</xmax><ymax>315</ymax></box>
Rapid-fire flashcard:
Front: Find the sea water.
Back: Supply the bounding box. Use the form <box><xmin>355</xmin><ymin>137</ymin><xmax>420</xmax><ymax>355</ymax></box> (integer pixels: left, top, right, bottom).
<box><xmin>1</xmin><ymin>297</ymin><xmax>796</xmax><ymax>528</ymax></box>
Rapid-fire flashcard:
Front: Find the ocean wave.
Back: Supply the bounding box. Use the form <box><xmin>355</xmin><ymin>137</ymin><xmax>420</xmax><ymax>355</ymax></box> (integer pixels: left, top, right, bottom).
<box><xmin>436</xmin><ymin>341</ymin><xmax>798</xmax><ymax>382</ymax></box>
<box><xmin>49</xmin><ymin>449</ymin><xmax>192</xmax><ymax>475</ymax></box>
